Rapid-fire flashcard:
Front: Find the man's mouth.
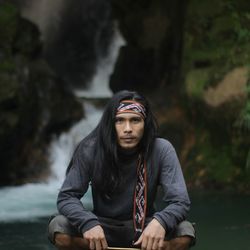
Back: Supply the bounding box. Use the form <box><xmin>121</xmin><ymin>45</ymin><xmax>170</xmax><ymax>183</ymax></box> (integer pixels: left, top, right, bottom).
<box><xmin>121</xmin><ymin>137</ymin><xmax>136</xmax><ymax>141</ymax></box>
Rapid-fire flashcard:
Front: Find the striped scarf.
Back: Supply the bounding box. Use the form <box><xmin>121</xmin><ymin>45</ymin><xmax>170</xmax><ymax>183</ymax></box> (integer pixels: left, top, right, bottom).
<box><xmin>133</xmin><ymin>154</ymin><xmax>147</xmax><ymax>242</ymax></box>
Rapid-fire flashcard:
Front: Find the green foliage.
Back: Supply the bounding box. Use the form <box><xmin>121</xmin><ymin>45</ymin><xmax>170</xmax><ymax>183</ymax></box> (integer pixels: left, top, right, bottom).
<box><xmin>210</xmin><ymin>153</ymin><xmax>234</xmax><ymax>182</ymax></box>
<box><xmin>0</xmin><ymin>59</ymin><xmax>15</xmax><ymax>72</ymax></box>
<box><xmin>0</xmin><ymin>3</ymin><xmax>18</xmax><ymax>52</ymax></box>
<box><xmin>186</xmin><ymin>69</ymin><xmax>210</xmax><ymax>98</ymax></box>
<box><xmin>184</xmin><ymin>0</ymin><xmax>250</xmax><ymax>84</ymax></box>
<box><xmin>234</xmin><ymin>73</ymin><xmax>250</xmax><ymax>132</ymax></box>
<box><xmin>184</xmin><ymin>1</ymin><xmax>250</xmax><ymax>191</ymax></box>
<box><xmin>246</xmin><ymin>150</ymin><xmax>250</xmax><ymax>177</ymax></box>
<box><xmin>198</xmin><ymin>133</ymin><xmax>234</xmax><ymax>183</ymax></box>
<box><xmin>186</xmin><ymin>130</ymin><xmax>236</xmax><ymax>187</ymax></box>
<box><xmin>235</xmin><ymin>101</ymin><xmax>250</xmax><ymax>131</ymax></box>
<box><xmin>227</xmin><ymin>2</ymin><xmax>250</xmax><ymax>43</ymax></box>
<box><xmin>233</xmin><ymin>74</ymin><xmax>250</xmax><ymax>183</ymax></box>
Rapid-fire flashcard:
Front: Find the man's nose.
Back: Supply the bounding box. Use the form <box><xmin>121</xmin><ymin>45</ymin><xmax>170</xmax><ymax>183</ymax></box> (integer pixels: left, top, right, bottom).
<box><xmin>124</xmin><ymin>121</ymin><xmax>132</xmax><ymax>132</ymax></box>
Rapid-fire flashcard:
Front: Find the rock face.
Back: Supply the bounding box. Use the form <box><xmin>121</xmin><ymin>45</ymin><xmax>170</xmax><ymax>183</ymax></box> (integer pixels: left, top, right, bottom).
<box><xmin>0</xmin><ymin>3</ymin><xmax>83</xmax><ymax>185</ymax></box>
<box><xmin>203</xmin><ymin>67</ymin><xmax>248</xmax><ymax>107</ymax></box>
<box><xmin>182</xmin><ymin>1</ymin><xmax>250</xmax><ymax>190</ymax></box>
<box><xmin>20</xmin><ymin>0</ymin><xmax>114</xmax><ymax>89</ymax></box>
<box><xmin>110</xmin><ymin>0</ymin><xmax>250</xmax><ymax>191</ymax></box>
<box><xmin>110</xmin><ymin>0</ymin><xmax>187</xmax><ymax>93</ymax></box>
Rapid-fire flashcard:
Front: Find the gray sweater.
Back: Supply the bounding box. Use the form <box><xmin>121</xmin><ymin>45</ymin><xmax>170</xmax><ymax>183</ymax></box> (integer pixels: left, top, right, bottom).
<box><xmin>57</xmin><ymin>138</ymin><xmax>190</xmax><ymax>235</ymax></box>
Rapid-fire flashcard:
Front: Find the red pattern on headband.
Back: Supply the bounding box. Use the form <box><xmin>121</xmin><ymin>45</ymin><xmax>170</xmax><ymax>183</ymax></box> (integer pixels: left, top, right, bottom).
<box><xmin>117</xmin><ymin>100</ymin><xmax>146</xmax><ymax>119</ymax></box>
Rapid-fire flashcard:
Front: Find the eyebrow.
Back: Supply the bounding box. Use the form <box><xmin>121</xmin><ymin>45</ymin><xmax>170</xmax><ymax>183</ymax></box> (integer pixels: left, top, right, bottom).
<box><xmin>116</xmin><ymin>114</ymin><xmax>143</xmax><ymax>118</ymax></box>
<box><xmin>115</xmin><ymin>115</ymin><xmax>143</xmax><ymax>121</ymax></box>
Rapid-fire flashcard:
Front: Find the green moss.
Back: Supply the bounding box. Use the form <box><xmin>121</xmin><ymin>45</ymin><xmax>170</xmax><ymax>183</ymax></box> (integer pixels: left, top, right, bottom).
<box><xmin>0</xmin><ymin>111</ymin><xmax>19</xmax><ymax>128</ymax></box>
<box><xmin>181</xmin><ymin>0</ymin><xmax>250</xmax><ymax>191</ymax></box>
<box><xmin>186</xmin><ymin>69</ymin><xmax>210</xmax><ymax>98</ymax></box>
<box><xmin>202</xmin><ymin>133</ymin><xmax>233</xmax><ymax>183</ymax></box>
<box><xmin>186</xmin><ymin>129</ymin><xmax>239</xmax><ymax>186</ymax></box>
<box><xmin>0</xmin><ymin>74</ymin><xmax>19</xmax><ymax>102</ymax></box>
<box><xmin>0</xmin><ymin>59</ymin><xmax>16</xmax><ymax>72</ymax></box>
<box><xmin>184</xmin><ymin>0</ymin><xmax>250</xmax><ymax>83</ymax></box>
<box><xmin>187</xmin><ymin>0</ymin><xmax>222</xmax><ymax>18</ymax></box>
<box><xmin>234</xmin><ymin>71</ymin><xmax>250</xmax><ymax>131</ymax></box>
<box><xmin>185</xmin><ymin>123</ymin><xmax>250</xmax><ymax>191</ymax></box>
<box><xmin>235</xmin><ymin>101</ymin><xmax>250</xmax><ymax>131</ymax></box>
<box><xmin>0</xmin><ymin>3</ymin><xmax>18</xmax><ymax>51</ymax></box>
<box><xmin>202</xmin><ymin>143</ymin><xmax>234</xmax><ymax>183</ymax></box>
<box><xmin>246</xmin><ymin>150</ymin><xmax>250</xmax><ymax>179</ymax></box>
<box><xmin>182</xmin><ymin>0</ymin><xmax>250</xmax><ymax>191</ymax></box>
<box><xmin>231</xmin><ymin>137</ymin><xmax>250</xmax><ymax>187</ymax></box>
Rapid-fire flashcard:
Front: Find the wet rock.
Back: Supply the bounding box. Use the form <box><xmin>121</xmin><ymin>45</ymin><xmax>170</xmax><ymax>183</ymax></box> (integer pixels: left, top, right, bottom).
<box><xmin>21</xmin><ymin>0</ymin><xmax>115</xmax><ymax>89</ymax></box>
<box><xmin>110</xmin><ymin>0</ymin><xmax>187</xmax><ymax>93</ymax></box>
<box><xmin>0</xmin><ymin>3</ymin><xmax>83</xmax><ymax>186</ymax></box>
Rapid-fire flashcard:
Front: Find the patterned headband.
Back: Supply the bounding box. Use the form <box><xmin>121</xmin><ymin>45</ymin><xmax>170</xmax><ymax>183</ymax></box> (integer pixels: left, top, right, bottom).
<box><xmin>117</xmin><ymin>100</ymin><xmax>146</xmax><ymax>119</ymax></box>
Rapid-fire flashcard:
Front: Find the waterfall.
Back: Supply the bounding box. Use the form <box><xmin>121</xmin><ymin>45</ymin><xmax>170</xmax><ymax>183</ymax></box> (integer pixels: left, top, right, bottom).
<box><xmin>73</xmin><ymin>25</ymin><xmax>125</xmax><ymax>98</ymax></box>
<box><xmin>20</xmin><ymin>0</ymin><xmax>65</xmax><ymax>42</ymax></box>
<box><xmin>0</xmin><ymin>22</ymin><xmax>125</xmax><ymax>222</ymax></box>
<box><xmin>0</xmin><ymin>103</ymin><xmax>102</xmax><ymax>222</ymax></box>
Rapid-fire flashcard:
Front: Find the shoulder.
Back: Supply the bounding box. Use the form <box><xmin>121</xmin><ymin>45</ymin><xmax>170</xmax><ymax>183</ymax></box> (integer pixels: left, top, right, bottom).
<box><xmin>78</xmin><ymin>136</ymin><xmax>96</xmax><ymax>150</ymax></box>
<box><xmin>153</xmin><ymin>137</ymin><xmax>175</xmax><ymax>153</ymax></box>
<box><xmin>150</xmin><ymin>137</ymin><xmax>177</xmax><ymax>161</ymax></box>
<box><xmin>73</xmin><ymin>136</ymin><xmax>96</xmax><ymax>161</ymax></box>
<box><xmin>150</xmin><ymin>138</ymin><xmax>180</xmax><ymax>170</ymax></box>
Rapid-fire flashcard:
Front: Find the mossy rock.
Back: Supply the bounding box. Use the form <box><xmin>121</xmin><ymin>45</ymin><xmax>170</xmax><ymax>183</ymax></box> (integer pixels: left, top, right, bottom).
<box><xmin>185</xmin><ymin>69</ymin><xmax>210</xmax><ymax>98</ymax></box>
<box><xmin>184</xmin><ymin>0</ymin><xmax>250</xmax><ymax>73</ymax></box>
<box><xmin>0</xmin><ymin>3</ymin><xmax>18</xmax><ymax>51</ymax></box>
<box><xmin>0</xmin><ymin>2</ymin><xmax>83</xmax><ymax>186</ymax></box>
<box><xmin>0</xmin><ymin>73</ymin><xmax>19</xmax><ymax>102</ymax></box>
<box><xmin>185</xmin><ymin>129</ymin><xmax>238</xmax><ymax>189</ymax></box>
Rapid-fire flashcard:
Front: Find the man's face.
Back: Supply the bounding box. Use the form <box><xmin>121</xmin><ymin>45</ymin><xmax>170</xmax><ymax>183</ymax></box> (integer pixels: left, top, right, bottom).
<box><xmin>115</xmin><ymin>113</ymin><xmax>145</xmax><ymax>150</ymax></box>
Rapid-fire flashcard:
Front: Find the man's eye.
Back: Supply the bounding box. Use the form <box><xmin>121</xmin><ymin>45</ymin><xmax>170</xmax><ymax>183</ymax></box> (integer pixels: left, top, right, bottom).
<box><xmin>115</xmin><ymin>118</ymin><xmax>123</xmax><ymax>123</ymax></box>
<box><xmin>132</xmin><ymin>117</ymin><xmax>141</xmax><ymax>123</ymax></box>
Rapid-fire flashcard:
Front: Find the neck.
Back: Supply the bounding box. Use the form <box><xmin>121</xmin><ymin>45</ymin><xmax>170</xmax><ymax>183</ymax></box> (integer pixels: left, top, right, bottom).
<box><xmin>117</xmin><ymin>146</ymin><xmax>140</xmax><ymax>161</ymax></box>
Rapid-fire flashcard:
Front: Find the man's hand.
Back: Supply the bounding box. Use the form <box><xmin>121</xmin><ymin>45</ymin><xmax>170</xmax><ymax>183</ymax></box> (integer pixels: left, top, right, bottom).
<box><xmin>83</xmin><ymin>225</ymin><xmax>108</xmax><ymax>250</ymax></box>
<box><xmin>133</xmin><ymin>218</ymin><xmax>166</xmax><ymax>250</ymax></box>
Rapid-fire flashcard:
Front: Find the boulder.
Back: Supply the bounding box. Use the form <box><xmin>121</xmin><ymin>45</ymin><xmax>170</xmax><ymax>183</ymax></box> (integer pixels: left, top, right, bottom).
<box><xmin>0</xmin><ymin>3</ymin><xmax>83</xmax><ymax>186</ymax></box>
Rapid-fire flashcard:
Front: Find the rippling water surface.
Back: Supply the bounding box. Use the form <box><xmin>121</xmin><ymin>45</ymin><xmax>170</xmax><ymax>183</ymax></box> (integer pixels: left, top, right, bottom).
<box><xmin>0</xmin><ymin>193</ymin><xmax>249</xmax><ymax>250</ymax></box>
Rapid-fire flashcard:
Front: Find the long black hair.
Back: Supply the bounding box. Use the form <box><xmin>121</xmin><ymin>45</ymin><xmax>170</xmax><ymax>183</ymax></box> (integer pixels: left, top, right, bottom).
<box><xmin>68</xmin><ymin>90</ymin><xmax>158</xmax><ymax>197</ymax></box>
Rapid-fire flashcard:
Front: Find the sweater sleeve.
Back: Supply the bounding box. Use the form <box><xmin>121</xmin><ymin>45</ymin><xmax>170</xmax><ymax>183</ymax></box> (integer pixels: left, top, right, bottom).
<box><xmin>57</xmin><ymin>148</ymin><xmax>100</xmax><ymax>234</ymax></box>
<box><xmin>153</xmin><ymin>140</ymin><xmax>190</xmax><ymax>233</ymax></box>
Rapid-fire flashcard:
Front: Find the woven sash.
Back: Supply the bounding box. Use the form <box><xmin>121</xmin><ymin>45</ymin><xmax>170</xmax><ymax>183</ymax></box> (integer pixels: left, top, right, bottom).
<box><xmin>133</xmin><ymin>154</ymin><xmax>147</xmax><ymax>242</ymax></box>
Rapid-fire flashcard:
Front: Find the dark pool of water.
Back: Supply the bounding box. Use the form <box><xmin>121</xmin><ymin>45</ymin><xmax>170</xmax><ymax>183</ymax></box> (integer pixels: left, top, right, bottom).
<box><xmin>0</xmin><ymin>193</ymin><xmax>249</xmax><ymax>250</ymax></box>
<box><xmin>0</xmin><ymin>217</ymin><xmax>53</xmax><ymax>250</ymax></box>
<box><xmin>188</xmin><ymin>192</ymin><xmax>250</xmax><ymax>250</ymax></box>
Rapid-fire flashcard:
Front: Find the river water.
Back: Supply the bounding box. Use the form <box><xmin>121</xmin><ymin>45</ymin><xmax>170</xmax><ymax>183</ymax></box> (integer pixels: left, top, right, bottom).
<box><xmin>188</xmin><ymin>192</ymin><xmax>250</xmax><ymax>250</ymax></box>
<box><xmin>0</xmin><ymin>192</ymin><xmax>249</xmax><ymax>250</ymax></box>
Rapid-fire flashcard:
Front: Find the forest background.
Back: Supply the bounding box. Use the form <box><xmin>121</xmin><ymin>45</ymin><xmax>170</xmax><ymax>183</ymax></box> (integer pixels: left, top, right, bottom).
<box><xmin>0</xmin><ymin>0</ymin><xmax>249</xmax><ymax>194</ymax></box>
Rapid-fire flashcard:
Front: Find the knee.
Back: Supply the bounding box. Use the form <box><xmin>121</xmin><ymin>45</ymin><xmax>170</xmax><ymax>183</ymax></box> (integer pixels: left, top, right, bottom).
<box><xmin>54</xmin><ymin>233</ymin><xmax>73</xmax><ymax>248</ymax></box>
<box><xmin>175</xmin><ymin>236</ymin><xmax>192</xmax><ymax>244</ymax></box>
<box><xmin>170</xmin><ymin>236</ymin><xmax>192</xmax><ymax>250</ymax></box>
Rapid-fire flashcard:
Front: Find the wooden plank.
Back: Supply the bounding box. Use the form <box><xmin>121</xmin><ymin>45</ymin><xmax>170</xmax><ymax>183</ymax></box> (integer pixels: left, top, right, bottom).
<box><xmin>108</xmin><ymin>247</ymin><xmax>140</xmax><ymax>250</ymax></box>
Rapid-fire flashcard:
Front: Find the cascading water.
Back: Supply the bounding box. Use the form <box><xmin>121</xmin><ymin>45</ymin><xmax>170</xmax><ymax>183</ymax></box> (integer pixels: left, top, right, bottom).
<box><xmin>0</xmin><ymin>22</ymin><xmax>125</xmax><ymax>223</ymax></box>
<box><xmin>73</xmin><ymin>26</ymin><xmax>125</xmax><ymax>98</ymax></box>
<box><xmin>0</xmin><ymin>103</ymin><xmax>102</xmax><ymax>222</ymax></box>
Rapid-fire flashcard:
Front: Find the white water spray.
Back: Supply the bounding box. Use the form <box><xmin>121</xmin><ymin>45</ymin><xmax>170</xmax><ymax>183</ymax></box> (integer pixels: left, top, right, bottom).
<box><xmin>0</xmin><ymin>103</ymin><xmax>102</xmax><ymax>222</ymax></box>
<box><xmin>73</xmin><ymin>26</ymin><xmax>126</xmax><ymax>98</ymax></box>
<box><xmin>0</xmin><ymin>11</ymin><xmax>125</xmax><ymax>221</ymax></box>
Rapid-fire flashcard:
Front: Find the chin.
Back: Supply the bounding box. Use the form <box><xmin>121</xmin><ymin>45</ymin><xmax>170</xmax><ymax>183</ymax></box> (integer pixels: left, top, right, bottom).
<box><xmin>120</xmin><ymin>143</ymin><xmax>137</xmax><ymax>149</ymax></box>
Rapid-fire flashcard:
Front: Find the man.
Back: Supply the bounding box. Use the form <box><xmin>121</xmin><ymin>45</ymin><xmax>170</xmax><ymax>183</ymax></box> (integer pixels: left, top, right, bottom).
<box><xmin>48</xmin><ymin>90</ymin><xmax>195</xmax><ymax>250</ymax></box>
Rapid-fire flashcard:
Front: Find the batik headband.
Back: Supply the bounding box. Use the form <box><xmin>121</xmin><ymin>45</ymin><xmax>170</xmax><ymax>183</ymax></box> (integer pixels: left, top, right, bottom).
<box><xmin>117</xmin><ymin>100</ymin><xmax>146</xmax><ymax>119</ymax></box>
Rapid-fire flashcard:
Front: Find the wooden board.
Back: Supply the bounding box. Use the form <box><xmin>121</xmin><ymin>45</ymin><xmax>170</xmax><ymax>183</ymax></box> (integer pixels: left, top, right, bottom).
<box><xmin>108</xmin><ymin>247</ymin><xmax>140</xmax><ymax>250</ymax></box>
